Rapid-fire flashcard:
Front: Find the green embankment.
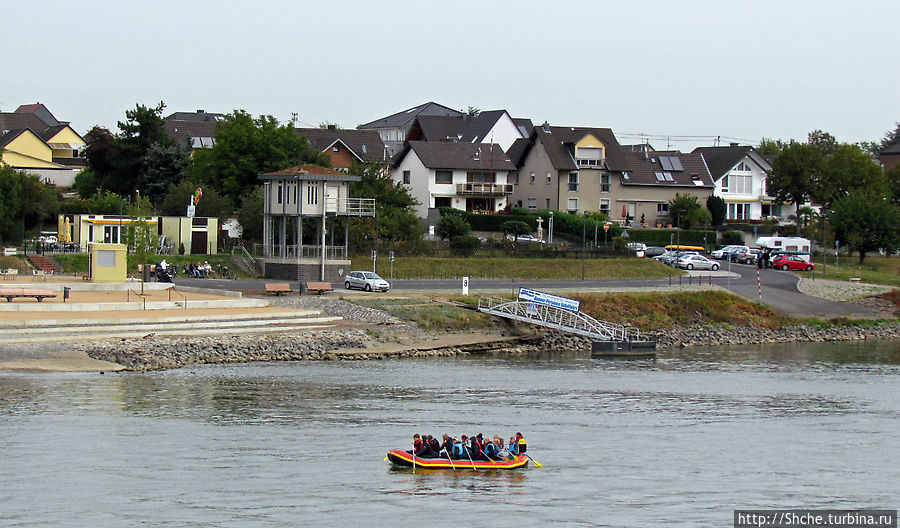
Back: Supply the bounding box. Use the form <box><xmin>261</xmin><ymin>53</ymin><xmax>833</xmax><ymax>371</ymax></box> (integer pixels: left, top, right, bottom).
<box><xmin>53</xmin><ymin>254</ymin><xmax>245</xmax><ymax>277</ymax></box>
<box><xmin>808</xmin><ymin>255</ymin><xmax>900</xmax><ymax>287</ymax></box>
<box><xmin>357</xmin><ymin>256</ymin><xmax>681</xmax><ymax>280</ymax></box>
<box><xmin>350</xmin><ymin>290</ymin><xmax>793</xmax><ymax>333</ymax></box>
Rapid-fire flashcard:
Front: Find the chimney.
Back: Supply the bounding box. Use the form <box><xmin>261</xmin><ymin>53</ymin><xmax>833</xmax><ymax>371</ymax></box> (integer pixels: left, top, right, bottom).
<box><xmin>327</xmin><ymin>124</ymin><xmax>337</xmax><ymax>130</ymax></box>
<box><xmin>541</xmin><ymin>121</ymin><xmax>551</xmax><ymax>133</ymax></box>
<box><xmin>196</xmin><ymin>109</ymin><xmax>205</xmax><ymax>114</ymax></box>
<box><xmin>730</xmin><ymin>142</ymin><xmax>738</xmax><ymax>147</ymax></box>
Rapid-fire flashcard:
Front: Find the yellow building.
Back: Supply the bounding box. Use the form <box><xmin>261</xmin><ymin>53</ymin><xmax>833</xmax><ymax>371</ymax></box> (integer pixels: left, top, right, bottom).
<box><xmin>61</xmin><ymin>214</ymin><xmax>218</xmax><ymax>255</ymax></box>
<box><xmin>1</xmin><ymin>103</ymin><xmax>86</xmax><ymax>188</ymax></box>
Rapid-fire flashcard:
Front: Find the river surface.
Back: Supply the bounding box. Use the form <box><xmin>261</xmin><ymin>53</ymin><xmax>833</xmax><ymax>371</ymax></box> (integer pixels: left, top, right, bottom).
<box><xmin>1</xmin><ymin>341</ymin><xmax>898</xmax><ymax>527</ymax></box>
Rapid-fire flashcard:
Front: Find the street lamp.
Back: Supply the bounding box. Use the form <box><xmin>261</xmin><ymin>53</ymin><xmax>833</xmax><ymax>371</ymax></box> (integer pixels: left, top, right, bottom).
<box><xmin>548</xmin><ymin>212</ymin><xmax>554</xmax><ymax>244</ymax></box>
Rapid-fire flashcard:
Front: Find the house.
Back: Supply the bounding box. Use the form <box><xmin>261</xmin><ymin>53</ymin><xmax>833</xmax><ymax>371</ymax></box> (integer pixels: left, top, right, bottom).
<box><xmin>295</xmin><ymin>126</ymin><xmax>387</xmax><ymax>169</ymax></box>
<box><xmin>508</xmin><ymin>123</ymin><xmax>629</xmax><ymax>215</ymax></box>
<box><xmin>693</xmin><ymin>145</ymin><xmax>783</xmax><ymax>221</ymax></box>
<box><xmin>617</xmin><ymin>145</ymin><xmax>715</xmax><ymax>226</ymax></box>
<box><xmin>0</xmin><ymin>103</ymin><xmax>86</xmax><ymax>188</ymax></box>
<box><xmin>257</xmin><ymin>164</ymin><xmax>375</xmax><ymax>281</ymax></box>
<box><xmin>61</xmin><ymin>214</ymin><xmax>218</xmax><ymax>255</ymax></box>
<box><xmin>879</xmin><ymin>139</ymin><xmax>900</xmax><ymax>172</ymax></box>
<box><xmin>405</xmin><ymin>110</ymin><xmax>531</xmax><ymax>152</ymax></box>
<box><xmin>357</xmin><ymin>102</ymin><xmax>464</xmax><ymax>156</ymax></box>
<box><xmin>391</xmin><ymin>141</ymin><xmax>515</xmax><ymax>221</ymax></box>
<box><xmin>163</xmin><ymin>110</ymin><xmax>225</xmax><ymax>149</ymax></box>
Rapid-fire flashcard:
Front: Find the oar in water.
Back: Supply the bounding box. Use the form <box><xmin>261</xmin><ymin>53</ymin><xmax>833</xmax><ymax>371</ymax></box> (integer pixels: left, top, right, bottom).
<box><xmin>412</xmin><ymin>451</ymin><xmax>416</xmax><ymax>473</ymax></box>
<box><xmin>464</xmin><ymin>446</ymin><xmax>477</xmax><ymax>469</ymax></box>
<box><xmin>441</xmin><ymin>449</ymin><xmax>455</xmax><ymax>470</ymax></box>
<box><xmin>524</xmin><ymin>453</ymin><xmax>543</xmax><ymax>467</ymax></box>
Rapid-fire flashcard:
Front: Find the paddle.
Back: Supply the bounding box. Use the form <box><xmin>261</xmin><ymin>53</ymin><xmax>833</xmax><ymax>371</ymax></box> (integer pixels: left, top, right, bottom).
<box><xmin>524</xmin><ymin>453</ymin><xmax>543</xmax><ymax>468</ymax></box>
<box><xmin>441</xmin><ymin>449</ymin><xmax>455</xmax><ymax>470</ymax></box>
<box><xmin>464</xmin><ymin>445</ymin><xmax>477</xmax><ymax>468</ymax></box>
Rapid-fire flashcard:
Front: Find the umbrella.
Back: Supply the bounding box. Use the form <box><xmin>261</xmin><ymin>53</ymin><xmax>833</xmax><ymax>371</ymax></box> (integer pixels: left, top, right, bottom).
<box><xmin>621</xmin><ymin>205</ymin><xmax>627</xmax><ymax>218</ymax></box>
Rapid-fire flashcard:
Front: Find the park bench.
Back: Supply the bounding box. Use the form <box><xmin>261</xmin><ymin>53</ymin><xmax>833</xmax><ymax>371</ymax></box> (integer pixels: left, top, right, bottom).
<box><xmin>265</xmin><ymin>283</ymin><xmax>293</xmax><ymax>296</ymax></box>
<box><xmin>305</xmin><ymin>281</ymin><xmax>333</xmax><ymax>295</ymax></box>
<box><xmin>0</xmin><ymin>287</ymin><xmax>57</xmax><ymax>302</ymax></box>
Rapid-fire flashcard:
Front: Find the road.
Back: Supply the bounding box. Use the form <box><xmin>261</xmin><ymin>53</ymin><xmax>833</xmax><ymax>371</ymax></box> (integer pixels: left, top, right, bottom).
<box><xmin>173</xmin><ymin>261</ymin><xmax>878</xmax><ymax>319</ymax></box>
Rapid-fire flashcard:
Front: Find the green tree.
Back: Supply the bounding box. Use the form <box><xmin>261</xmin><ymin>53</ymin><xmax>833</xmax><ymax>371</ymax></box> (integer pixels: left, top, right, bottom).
<box><xmin>236</xmin><ymin>186</ymin><xmax>264</xmax><ymax>243</ymax></box>
<box><xmin>828</xmin><ymin>189</ymin><xmax>900</xmax><ymax>264</ymax></box>
<box><xmin>501</xmin><ymin>220</ymin><xmax>531</xmax><ymax>237</ymax></box>
<box><xmin>815</xmin><ymin>143</ymin><xmax>886</xmax><ymax>206</ymax></box>
<box><xmin>73</xmin><ymin>167</ymin><xmax>103</xmax><ymax>199</ymax></box>
<box><xmin>159</xmin><ymin>180</ymin><xmax>232</xmax><ymax>219</ymax></box>
<box><xmin>807</xmin><ymin>129</ymin><xmax>838</xmax><ymax>157</ymax></box>
<box><xmin>667</xmin><ymin>193</ymin><xmax>701</xmax><ymax>229</ymax></box>
<box><xmin>706</xmin><ymin>195</ymin><xmax>726</xmax><ymax>226</ymax></box>
<box><xmin>141</xmin><ymin>141</ymin><xmax>191</xmax><ymax>207</ymax></box>
<box><xmin>124</xmin><ymin>194</ymin><xmax>159</xmax><ymax>261</ymax></box>
<box><xmin>186</xmin><ymin>110</ymin><xmax>329</xmax><ymax>208</ymax></box>
<box><xmin>436</xmin><ymin>214</ymin><xmax>471</xmax><ymax>239</ymax></box>
<box><xmin>0</xmin><ymin>166</ymin><xmax>59</xmax><ymax>242</ymax></box>
<box><xmin>88</xmin><ymin>191</ymin><xmax>128</xmax><ymax>215</ymax></box>
<box><xmin>757</xmin><ymin>137</ymin><xmax>787</xmax><ymax>158</ymax></box>
<box><xmin>768</xmin><ymin>142</ymin><xmax>823</xmax><ymax>221</ymax></box>
<box><xmin>861</xmin><ymin>121</ymin><xmax>900</xmax><ymax>155</ymax></box>
<box><xmin>886</xmin><ymin>164</ymin><xmax>900</xmax><ymax>205</ymax></box>
<box><xmin>349</xmin><ymin>163</ymin><xmax>422</xmax><ymax>243</ymax></box>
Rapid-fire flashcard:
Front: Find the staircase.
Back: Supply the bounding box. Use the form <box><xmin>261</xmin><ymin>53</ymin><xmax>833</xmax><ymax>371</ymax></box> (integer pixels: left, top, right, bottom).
<box><xmin>0</xmin><ymin>310</ymin><xmax>342</xmax><ymax>344</ymax></box>
<box><xmin>29</xmin><ymin>255</ymin><xmax>57</xmax><ymax>273</ymax></box>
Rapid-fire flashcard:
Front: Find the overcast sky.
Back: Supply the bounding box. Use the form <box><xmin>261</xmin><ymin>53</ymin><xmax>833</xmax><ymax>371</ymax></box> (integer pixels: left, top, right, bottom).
<box><xmin>6</xmin><ymin>0</ymin><xmax>898</xmax><ymax>149</ymax></box>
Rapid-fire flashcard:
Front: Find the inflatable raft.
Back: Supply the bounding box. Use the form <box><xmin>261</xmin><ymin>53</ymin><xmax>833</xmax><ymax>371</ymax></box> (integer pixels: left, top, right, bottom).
<box><xmin>386</xmin><ymin>449</ymin><xmax>529</xmax><ymax>470</ymax></box>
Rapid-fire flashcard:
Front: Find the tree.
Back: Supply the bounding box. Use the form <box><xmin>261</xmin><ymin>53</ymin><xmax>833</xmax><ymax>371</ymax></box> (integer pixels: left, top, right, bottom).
<box><xmin>0</xmin><ymin>166</ymin><xmax>58</xmax><ymax>242</ymax></box>
<box><xmin>706</xmin><ymin>195</ymin><xmax>726</xmax><ymax>226</ymax></box>
<box><xmin>828</xmin><ymin>189</ymin><xmax>900</xmax><ymax>264</ymax></box>
<box><xmin>159</xmin><ymin>179</ymin><xmax>232</xmax><ymax>219</ymax></box>
<box><xmin>186</xmin><ymin>110</ymin><xmax>330</xmax><ymax>208</ymax></box>
<box><xmin>465</xmin><ymin>106</ymin><xmax>481</xmax><ymax>117</ymax></box>
<box><xmin>436</xmin><ymin>215</ymin><xmax>471</xmax><ymax>240</ymax></box>
<box><xmin>88</xmin><ymin>191</ymin><xmax>128</xmax><ymax>215</ymax></box>
<box><xmin>757</xmin><ymin>137</ymin><xmax>787</xmax><ymax>158</ymax></box>
<box><xmin>814</xmin><ymin>143</ymin><xmax>886</xmax><ymax>206</ymax></box>
<box><xmin>349</xmin><ymin>163</ymin><xmax>422</xmax><ymax>243</ymax></box>
<box><xmin>667</xmin><ymin>193</ymin><xmax>701</xmax><ymax>229</ymax></box>
<box><xmin>236</xmin><ymin>186</ymin><xmax>264</xmax><ymax>243</ymax></box>
<box><xmin>768</xmin><ymin>142</ymin><xmax>823</xmax><ymax>221</ymax></box>
<box><xmin>141</xmin><ymin>141</ymin><xmax>191</xmax><ymax>207</ymax></box>
<box><xmin>886</xmin><ymin>164</ymin><xmax>900</xmax><ymax>205</ymax></box>
<box><xmin>124</xmin><ymin>194</ymin><xmax>159</xmax><ymax>261</ymax></box>
<box><xmin>807</xmin><ymin>129</ymin><xmax>838</xmax><ymax>157</ymax></box>
<box><xmin>501</xmin><ymin>220</ymin><xmax>531</xmax><ymax>238</ymax></box>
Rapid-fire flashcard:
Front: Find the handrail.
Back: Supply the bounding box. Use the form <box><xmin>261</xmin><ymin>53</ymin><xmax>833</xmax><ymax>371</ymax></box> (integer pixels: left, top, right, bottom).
<box><xmin>168</xmin><ymin>287</ymin><xmax>187</xmax><ymax>309</ymax></box>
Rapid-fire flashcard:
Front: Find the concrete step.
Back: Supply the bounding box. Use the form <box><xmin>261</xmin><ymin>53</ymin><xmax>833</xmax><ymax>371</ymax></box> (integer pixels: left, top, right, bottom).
<box><xmin>0</xmin><ymin>322</ymin><xmax>339</xmax><ymax>343</ymax></box>
<box><xmin>0</xmin><ymin>315</ymin><xmax>342</xmax><ymax>336</ymax></box>
<box><xmin>0</xmin><ymin>310</ymin><xmax>322</xmax><ymax>328</ymax></box>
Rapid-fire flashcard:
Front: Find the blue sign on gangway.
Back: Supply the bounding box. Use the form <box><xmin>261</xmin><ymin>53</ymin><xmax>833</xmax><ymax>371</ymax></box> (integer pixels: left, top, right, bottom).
<box><xmin>517</xmin><ymin>287</ymin><xmax>580</xmax><ymax>312</ymax></box>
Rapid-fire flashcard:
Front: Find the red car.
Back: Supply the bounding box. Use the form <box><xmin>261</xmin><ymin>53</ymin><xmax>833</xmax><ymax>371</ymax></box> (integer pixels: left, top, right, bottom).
<box><xmin>772</xmin><ymin>255</ymin><xmax>814</xmax><ymax>271</ymax></box>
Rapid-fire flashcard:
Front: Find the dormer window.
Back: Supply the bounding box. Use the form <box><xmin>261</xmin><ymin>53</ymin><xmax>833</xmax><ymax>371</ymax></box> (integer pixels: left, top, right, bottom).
<box><xmin>734</xmin><ymin>161</ymin><xmax>751</xmax><ymax>172</ymax></box>
<box><xmin>576</xmin><ymin>147</ymin><xmax>605</xmax><ymax>167</ymax></box>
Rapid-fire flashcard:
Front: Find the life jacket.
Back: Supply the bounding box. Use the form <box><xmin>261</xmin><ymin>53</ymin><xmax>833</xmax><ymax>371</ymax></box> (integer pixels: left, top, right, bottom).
<box><xmin>413</xmin><ymin>439</ymin><xmax>423</xmax><ymax>451</ymax></box>
<box><xmin>452</xmin><ymin>442</ymin><xmax>465</xmax><ymax>458</ymax></box>
<box><xmin>517</xmin><ymin>435</ymin><xmax>527</xmax><ymax>454</ymax></box>
<box><xmin>483</xmin><ymin>442</ymin><xmax>498</xmax><ymax>458</ymax></box>
<box><xmin>468</xmin><ymin>438</ymin><xmax>482</xmax><ymax>457</ymax></box>
<box><xmin>428</xmin><ymin>438</ymin><xmax>440</xmax><ymax>453</ymax></box>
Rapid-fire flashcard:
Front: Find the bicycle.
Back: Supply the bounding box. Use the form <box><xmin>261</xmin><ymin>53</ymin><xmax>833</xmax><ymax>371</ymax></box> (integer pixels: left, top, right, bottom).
<box><xmin>215</xmin><ymin>264</ymin><xmax>236</xmax><ymax>280</ymax></box>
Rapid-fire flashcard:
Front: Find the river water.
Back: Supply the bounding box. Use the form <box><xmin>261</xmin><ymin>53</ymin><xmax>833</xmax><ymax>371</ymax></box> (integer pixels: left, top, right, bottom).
<box><xmin>1</xmin><ymin>341</ymin><xmax>898</xmax><ymax>527</ymax></box>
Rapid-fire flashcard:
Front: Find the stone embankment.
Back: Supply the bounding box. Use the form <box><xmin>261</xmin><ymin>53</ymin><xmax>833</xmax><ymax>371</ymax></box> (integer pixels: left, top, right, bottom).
<box><xmin>539</xmin><ymin>322</ymin><xmax>900</xmax><ymax>351</ymax></box>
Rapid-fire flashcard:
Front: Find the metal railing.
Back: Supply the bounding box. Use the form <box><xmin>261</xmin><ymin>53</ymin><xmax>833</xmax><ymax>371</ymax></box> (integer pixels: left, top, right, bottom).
<box><xmin>477</xmin><ymin>296</ymin><xmax>643</xmax><ymax>343</ymax></box>
<box><xmin>339</xmin><ymin>197</ymin><xmax>376</xmax><ymax>216</ymax></box>
<box><xmin>232</xmin><ymin>245</ymin><xmax>262</xmax><ymax>275</ymax></box>
<box><xmin>252</xmin><ymin>244</ymin><xmax>347</xmax><ymax>260</ymax></box>
<box><xmin>455</xmin><ymin>183</ymin><xmax>514</xmax><ymax>195</ymax></box>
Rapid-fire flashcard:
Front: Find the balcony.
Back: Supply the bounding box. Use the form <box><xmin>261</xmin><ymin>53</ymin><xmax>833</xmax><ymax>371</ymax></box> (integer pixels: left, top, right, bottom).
<box><xmin>455</xmin><ymin>183</ymin><xmax>514</xmax><ymax>196</ymax></box>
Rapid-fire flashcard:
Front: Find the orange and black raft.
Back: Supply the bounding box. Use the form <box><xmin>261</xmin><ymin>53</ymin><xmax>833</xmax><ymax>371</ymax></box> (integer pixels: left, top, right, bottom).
<box><xmin>386</xmin><ymin>449</ymin><xmax>529</xmax><ymax>470</ymax></box>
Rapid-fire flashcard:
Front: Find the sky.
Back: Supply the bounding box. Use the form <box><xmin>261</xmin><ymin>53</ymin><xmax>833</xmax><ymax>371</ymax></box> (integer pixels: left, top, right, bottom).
<box><xmin>5</xmin><ymin>0</ymin><xmax>899</xmax><ymax>150</ymax></box>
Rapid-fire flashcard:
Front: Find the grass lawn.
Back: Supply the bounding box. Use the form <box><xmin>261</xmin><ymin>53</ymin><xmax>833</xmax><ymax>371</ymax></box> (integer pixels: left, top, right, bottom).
<box><xmin>356</xmin><ymin>256</ymin><xmax>681</xmax><ymax>280</ymax></box>
<box><xmin>53</xmin><ymin>253</ymin><xmax>247</xmax><ymax>277</ymax></box>
<box><xmin>807</xmin><ymin>255</ymin><xmax>900</xmax><ymax>287</ymax></box>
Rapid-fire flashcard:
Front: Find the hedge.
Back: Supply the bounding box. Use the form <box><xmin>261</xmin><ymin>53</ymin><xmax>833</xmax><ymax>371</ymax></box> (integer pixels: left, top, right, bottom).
<box><xmin>624</xmin><ymin>228</ymin><xmax>716</xmax><ymax>247</ymax></box>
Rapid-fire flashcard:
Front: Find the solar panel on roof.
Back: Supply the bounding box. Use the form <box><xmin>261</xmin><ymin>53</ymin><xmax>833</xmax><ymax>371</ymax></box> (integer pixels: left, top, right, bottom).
<box><xmin>669</xmin><ymin>157</ymin><xmax>683</xmax><ymax>171</ymax></box>
<box><xmin>659</xmin><ymin>157</ymin><xmax>674</xmax><ymax>171</ymax></box>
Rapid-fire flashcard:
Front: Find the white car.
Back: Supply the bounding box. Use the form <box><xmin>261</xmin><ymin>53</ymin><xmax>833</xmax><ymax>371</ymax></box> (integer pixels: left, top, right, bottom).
<box><xmin>711</xmin><ymin>245</ymin><xmax>746</xmax><ymax>259</ymax></box>
<box><xmin>512</xmin><ymin>234</ymin><xmax>545</xmax><ymax>244</ymax></box>
<box><xmin>675</xmin><ymin>254</ymin><xmax>720</xmax><ymax>271</ymax></box>
<box><xmin>344</xmin><ymin>271</ymin><xmax>390</xmax><ymax>292</ymax></box>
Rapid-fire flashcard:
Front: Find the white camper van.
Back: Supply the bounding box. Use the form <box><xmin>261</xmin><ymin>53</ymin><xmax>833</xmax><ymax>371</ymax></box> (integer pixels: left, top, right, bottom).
<box><xmin>755</xmin><ymin>236</ymin><xmax>812</xmax><ymax>262</ymax></box>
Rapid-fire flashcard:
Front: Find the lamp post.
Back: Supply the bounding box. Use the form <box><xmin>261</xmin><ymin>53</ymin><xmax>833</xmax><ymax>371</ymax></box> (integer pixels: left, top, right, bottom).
<box><xmin>548</xmin><ymin>212</ymin><xmax>554</xmax><ymax>245</ymax></box>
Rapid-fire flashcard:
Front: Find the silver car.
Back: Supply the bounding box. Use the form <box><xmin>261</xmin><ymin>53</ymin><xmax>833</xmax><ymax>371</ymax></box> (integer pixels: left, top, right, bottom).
<box><xmin>344</xmin><ymin>271</ymin><xmax>390</xmax><ymax>292</ymax></box>
<box><xmin>675</xmin><ymin>254</ymin><xmax>720</xmax><ymax>271</ymax></box>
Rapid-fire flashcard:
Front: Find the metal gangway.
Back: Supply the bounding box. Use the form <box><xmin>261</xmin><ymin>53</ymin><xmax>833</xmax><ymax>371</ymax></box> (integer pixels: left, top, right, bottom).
<box><xmin>477</xmin><ymin>297</ymin><xmax>645</xmax><ymax>343</ymax></box>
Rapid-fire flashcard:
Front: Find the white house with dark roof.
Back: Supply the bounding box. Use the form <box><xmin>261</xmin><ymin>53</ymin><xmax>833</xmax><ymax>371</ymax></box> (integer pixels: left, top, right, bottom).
<box><xmin>405</xmin><ymin>110</ymin><xmax>529</xmax><ymax>152</ymax></box>
<box><xmin>693</xmin><ymin>145</ymin><xmax>783</xmax><ymax>221</ymax></box>
<box><xmin>391</xmin><ymin>141</ymin><xmax>515</xmax><ymax>220</ymax></box>
<box><xmin>357</xmin><ymin>102</ymin><xmax>464</xmax><ymax>156</ymax></box>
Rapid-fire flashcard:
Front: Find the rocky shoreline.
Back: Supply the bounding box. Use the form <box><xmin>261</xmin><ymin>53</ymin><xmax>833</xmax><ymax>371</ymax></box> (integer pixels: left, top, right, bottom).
<box><xmin>80</xmin><ymin>320</ymin><xmax>900</xmax><ymax>372</ymax></box>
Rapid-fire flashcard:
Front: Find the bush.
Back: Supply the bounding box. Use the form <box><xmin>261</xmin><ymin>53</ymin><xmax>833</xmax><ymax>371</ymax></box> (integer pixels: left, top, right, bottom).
<box><xmin>178</xmin><ymin>242</ymin><xmax>185</xmax><ymax>255</ymax></box>
<box><xmin>467</xmin><ymin>213</ymin><xmax>536</xmax><ymax>232</ymax></box>
<box><xmin>501</xmin><ymin>220</ymin><xmax>531</xmax><ymax>237</ymax></box>
<box><xmin>625</xmin><ymin>229</ymin><xmax>714</xmax><ymax>246</ymax></box>
<box><xmin>721</xmin><ymin>230</ymin><xmax>744</xmax><ymax>246</ymax></box>
<box><xmin>438</xmin><ymin>207</ymin><xmax>468</xmax><ymax>220</ymax></box>
<box><xmin>436</xmin><ymin>215</ymin><xmax>471</xmax><ymax>239</ymax></box>
<box><xmin>449</xmin><ymin>235</ymin><xmax>480</xmax><ymax>257</ymax></box>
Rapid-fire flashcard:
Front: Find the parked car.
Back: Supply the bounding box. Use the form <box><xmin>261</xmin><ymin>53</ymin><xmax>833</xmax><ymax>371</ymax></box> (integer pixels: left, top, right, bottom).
<box><xmin>643</xmin><ymin>246</ymin><xmax>667</xmax><ymax>258</ymax></box>
<box><xmin>675</xmin><ymin>254</ymin><xmax>720</xmax><ymax>271</ymax></box>
<box><xmin>655</xmin><ymin>250</ymin><xmax>699</xmax><ymax>266</ymax></box>
<box><xmin>711</xmin><ymin>245</ymin><xmax>747</xmax><ymax>260</ymax></box>
<box><xmin>772</xmin><ymin>255</ymin><xmax>815</xmax><ymax>271</ymax></box>
<box><xmin>626</xmin><ymin>242</ymin><xmax>647</xmax><ymax>252</ymax></box>
<box><xmin>731</xmin><ymin>247</ymin><xmax>761</xmax><ymax>265</ymax></box>
<box><xmin>513</xmin><ymin>234</ymin><xmax>544</xmax><ymax>244</ymax></box>
<box><xmin>344</xmin><ymin>271</ymin><xmax>391</xmax><ymax>292</ymax></box>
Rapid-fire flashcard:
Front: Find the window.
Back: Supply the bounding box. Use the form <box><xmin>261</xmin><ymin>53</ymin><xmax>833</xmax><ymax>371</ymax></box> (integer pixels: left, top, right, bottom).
<box><xmin>601</xmin><ymin>173</ymin><xmax>610</xmax><ymax>192</ymax></box>
<box><xmin>514</xmin><ymin>173</ymin><xmax>520</xmax><ymax>184</ymax></box>
<box><xmin>307</xmin><ymin>184</ymin><xmax>318</xmax><ymax>204</ymax></box>
<box><xmin>435</xmin><ymin>170</ymin><xmax>452</xmax><ymax>184</ymax></box>
<box><xmin>546</xmin><ymin>198</ymin><xmax>551</xmax><ymax>208</ymax></box>
<box><xmin>727</xmin><ymin>203</ymin><xmax>751</xmax><ymax>220</ymax></box>
<box><xmin>333</xmin><ymin>145</ymin><xmax>340</xmax><ymax>152</ymax></box>
<box><xmin>734</xmin><ymin>161</ymin><xmax>751</xmax><ymax>172</ymax></box>
<box><xmin>530</xmin><ymin>172</ymin><xmax>535</xmax><ymax>184</ymax></box>
<box><xmin>467</xmin><ymin>171</ymin><xmax>496</xmax><ymax>183</ymax></box>
<box><xmin>402</xmin><ymin>170</ymin><xmax>411</xmax><ymax>185</ymax></box>
<box><xmin>576</xmin><ymin>147</ymin><xmax>605</xmax><ymax>167</ymax></box>
<box><xmin>293</xmin><ymin>185</ymin><xmax>297</xmax><ymax>204</ymax></box>
<box><xmin>567</xmin><ymin>198</ymin><xmax>578</xmax><ymax>213</ymax></box>
<box><xmin>546</xmin><ymin>172</ymin><xmax>552</xmax><ymax>185</ymax></box>
<box><xmin>527</xmin><ymin>198</ymin><xmax>537</xmax><ymax>210</ymax></box>
<box><xmin>277</xmin><ymin>184</ymin><xmax>283</xmax><ymax>204</ymax></box>
<box><xmin>728</xmin><ymin>174</ymin><xmax>752</xmax><ymax>194</ymax></box>
<box><xmin>657</xmin><ymin>203</ymin><xmax>669</xmax><ymax>215</ymax></box>
<box><xmin>721</xmin><ymin>175</ymin><xmax>729</xmax><ymax>193</ymax></box>
<box><xmin>568</xmin><ymin>172</ymin><xmax>579</xmax><ymax>192</ymax></box>
<box><xmin>599</xmin><ymin>199</ymin><xmax>610</xmax><ymax>215</ymax></box>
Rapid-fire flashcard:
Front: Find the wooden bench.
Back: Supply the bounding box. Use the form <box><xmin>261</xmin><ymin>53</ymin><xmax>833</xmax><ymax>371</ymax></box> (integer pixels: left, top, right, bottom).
<box><xmin>265</xmin><ymin>283</ymin><xmax>293</xmax><ymax>296</ymax></box>
<box><xmin>305</xmin><ymin>281</ymin><xmax>333</xmax><ymax>295</ymax></box>
<box><xmin>0</xmin><ymin>287</ymin><xmax>57</xmax><ymax>302</ymax></box>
